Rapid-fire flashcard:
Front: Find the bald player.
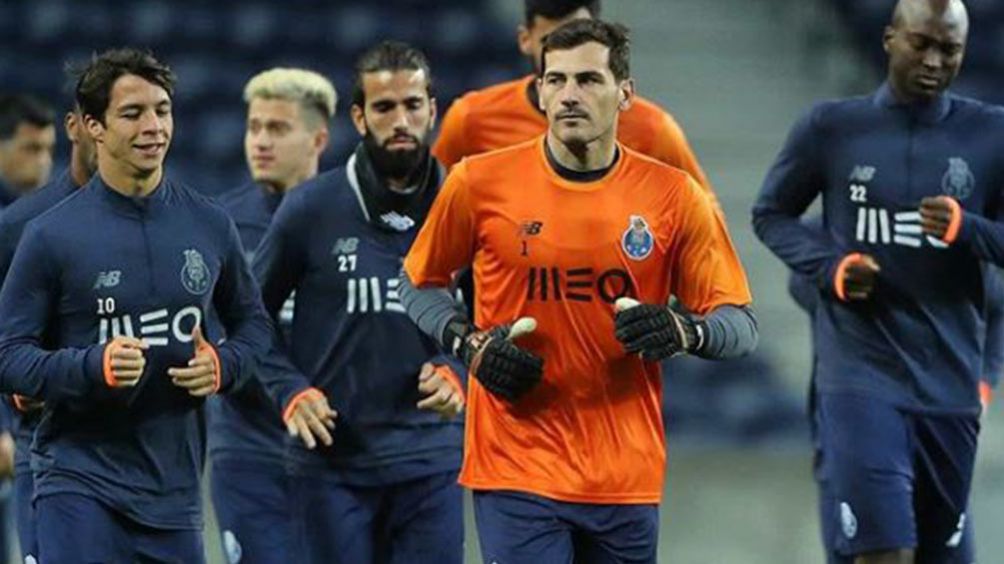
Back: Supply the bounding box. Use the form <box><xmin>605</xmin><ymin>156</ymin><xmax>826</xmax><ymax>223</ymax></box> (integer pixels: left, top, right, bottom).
<box><xmin>433</xmin><ymin>0</ymin><xmax>713</xmax><ymax>199</ymax></box>
<box><xmin>754</xmin><ymin>1</ymin><xmax>1004</xmax><ymax>562</ymax></box>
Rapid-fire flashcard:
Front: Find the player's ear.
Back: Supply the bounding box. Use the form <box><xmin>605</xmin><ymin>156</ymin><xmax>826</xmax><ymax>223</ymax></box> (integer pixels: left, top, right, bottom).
<box><xmin>618</xmin><ymin>78</ymin><xmax>635</xmax><ymax>112</ymax></box>
<box><xmin>313</xmin><ymin>125</ymin><xmax>329</xmax><ymax>155</ymax></box>
<box><xmin>428</xmin><ymin>96</ymin><xmax>438</xmax><ymax>128</ymax></box>
<box><xmin>882</xmin><ymin>25</ymin><xmax>895</xmax><ymax>54</ymax></box>
<box><xmin>536</xmin><ymin>78</ymin><xmax>547</xmax><ymax>113</ymax></box>
<box><xmin>64</xmin><ymin>112</ymin><xmax>77</xmax><ymax>143</ymax></box>
<box><xmin>350</xmin><ymin>104</ymin><xmax>367</xmax><ymax>137</ymax></box>
<box><xmin>84</xmin><ymin>113</ymin><xmax>105</xmax><ymax>144</ymax></box>
<box><xmin>517</xmin><ymin>24</ymin><xmax>533</xmax><ymax>57</ymax></box>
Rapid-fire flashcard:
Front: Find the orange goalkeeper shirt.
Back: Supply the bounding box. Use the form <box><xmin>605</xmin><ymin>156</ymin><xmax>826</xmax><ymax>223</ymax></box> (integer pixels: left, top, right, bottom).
<box><xmin>404</xmin><ymin>138</ymin><xmax>751</xmax><ymax>504</ymax></box>
<box><xmin>433</xmin><ymin>75</ymin><xmax>713</xmax><ymax>196</ymax></box>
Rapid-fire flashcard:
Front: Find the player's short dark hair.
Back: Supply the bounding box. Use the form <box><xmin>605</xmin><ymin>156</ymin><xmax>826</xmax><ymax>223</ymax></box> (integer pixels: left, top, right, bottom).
<box><xmin>0</xmin><ymin>94</ymin><xmax>55</xmax><ymax>141</ymax></box>
<box><xmin>72</xmin><ymin>48</ymin><xmax>176</xmax><ymax>124</ymax></box>
<box><xmin>351</xmin><ymin>41</ymin><xmax>434</xmax><ymax>107</ymax></box>
<box><xmin>540</xmin><ymin>19</ymin><xmax>631</xmax><ymax>81</ymax></box>
<box><xmin>525</xmin><ymin>0</ymin><xmax>601</xmax><ymax>27</ymax></box>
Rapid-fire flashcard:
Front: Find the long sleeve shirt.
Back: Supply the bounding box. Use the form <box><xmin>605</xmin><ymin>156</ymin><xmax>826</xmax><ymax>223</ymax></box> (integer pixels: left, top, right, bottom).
<box><xmin>252</xmin><ymin>154</ymin><xmax>463</xmax><ymax>485</ymax></box>
<box><xmin>0</xmin><ymin>175</ymin><xmax>272</xmax><ymax>529</ymax></box>
<box><xmin>207</xmin><ymin>182</ymin><xmax>288</xmax><ymax>468</ymax></box>
<box><xmin>754</xmin><ymin>84</ymin><xmax>1004</xmax><ymax>414</ymax></box>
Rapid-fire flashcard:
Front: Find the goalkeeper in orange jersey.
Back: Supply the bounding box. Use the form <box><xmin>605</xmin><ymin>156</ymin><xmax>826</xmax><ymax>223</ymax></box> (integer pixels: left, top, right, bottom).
<box><xmin>401</xmin><ymin>19</ymin><xmax>757</xmax><ymax>563</ymax></box>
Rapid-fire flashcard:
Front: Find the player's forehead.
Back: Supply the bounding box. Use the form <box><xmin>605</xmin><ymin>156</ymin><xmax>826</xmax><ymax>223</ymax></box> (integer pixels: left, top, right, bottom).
<box><xmin>13</xmin><ymin>122</ymin><xmax>56</xmax><ymax>144</ymax></box>
<box><xmin>108</xmin><ymin>74</ymin><xmax>171</xmax><ymax>110</ymax></box>
<box><xmin>247</xmin><ymin>97</ymin><xmax>301</xmax><ymax>123</ymax></box>
<box><xmin>543</xmin><ymin>42</ymin><xmax>613</xmax><ymax>76</ymax></box>
<box><xmin>895</xmin><ymin>1</ymin><xmax>968</xmax><ymax>44</ymax></box>
<box><xmin>361</xmin><ymin>69</ymin><xmax>429</xmax><ymax>104</ymax></box>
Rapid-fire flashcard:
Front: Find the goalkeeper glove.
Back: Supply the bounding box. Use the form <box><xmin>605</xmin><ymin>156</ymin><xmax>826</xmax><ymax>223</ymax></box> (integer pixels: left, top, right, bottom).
<box><xmin>614</xmin><ymin>297</ymin><xmax>705</xmax><ymax>361</ymax></box>
<box><xmin>443</xmin><ymin>317</ymin><xmax>543</xmax><ymax>402</ymax></box>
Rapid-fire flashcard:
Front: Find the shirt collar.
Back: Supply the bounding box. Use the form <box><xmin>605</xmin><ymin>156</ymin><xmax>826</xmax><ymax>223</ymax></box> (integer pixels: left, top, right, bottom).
<box><xmin>874</xmin><ymin>82</ymin><xmax>952</xmax><ymax>124</ymax></box>
<box><xmin>92</xmin><ymin>172</ymin><xmax>169</xmax><ymax>216</ymax></box>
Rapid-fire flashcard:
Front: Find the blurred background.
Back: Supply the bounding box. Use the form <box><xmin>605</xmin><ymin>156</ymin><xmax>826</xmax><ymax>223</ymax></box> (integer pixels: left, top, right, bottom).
<box><xmin>2</xmin><ymin>0</ymin><xmax>1004</xmax><ymax>562</ymax></box>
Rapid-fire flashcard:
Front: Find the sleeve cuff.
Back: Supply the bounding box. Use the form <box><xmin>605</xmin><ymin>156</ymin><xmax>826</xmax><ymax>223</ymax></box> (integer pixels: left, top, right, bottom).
<box><xmin>832</xmin><ymin>253</ymin><xmax>863</xmax><ymax>302</ymax></box>
<box><xmin>434</xmin><ymin>364</ymin><xmax>466</xmax><ymax>402</ymax></box>
<box><xmin>197</xmin><ymin>341</ymin><xmax>223</xmax><ymax>394</ymax></box>
<box><xmin>941</xmin><ymin>197</ymin><xmax>963</xmax><ymax>244</ymax></box>
<box><xmin>282</xmin><ymin>387</ymin><xmax>323</xmax><ymax>424</ymax></box>
<box><xmin>980</xmin><ymin>380</ymin><xmax>993</xmax><ymax>408</ymax></box>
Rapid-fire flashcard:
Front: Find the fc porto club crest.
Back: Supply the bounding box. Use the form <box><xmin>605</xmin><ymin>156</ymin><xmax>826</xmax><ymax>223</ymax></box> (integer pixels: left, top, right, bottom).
<box><xmin>180</xmin><ymin>249</ymin><xmax>210</xmax><ymax>295</ymax></box>
<box><xmin>622</xmin><ymin>215</ymin><xmax>654</xmax><ymax>261</ymax></box>
<box><xmin>941</xmin><ymin>157</ymin><xmax>974</xmax><ymax>200</ymax></box>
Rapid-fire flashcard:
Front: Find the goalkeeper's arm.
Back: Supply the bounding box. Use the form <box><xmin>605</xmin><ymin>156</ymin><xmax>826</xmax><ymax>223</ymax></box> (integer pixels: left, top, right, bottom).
<box><xmin>614</xmin><ymin>298</ymin><xmax>758</xmax><ymax>361</ymax></box>
<box><xmin>399</xmin><ymin>269</ymin><xmax>544</xmax><ymax>401</ymax></box>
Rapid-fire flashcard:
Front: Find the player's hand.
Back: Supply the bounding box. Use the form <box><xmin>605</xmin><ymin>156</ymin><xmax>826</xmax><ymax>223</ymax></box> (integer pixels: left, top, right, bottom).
<box><xmin>980</xmin><ymin>380</ymin><xmax>993</xmax><ymax>415</ymax></box>
<box><xmin>457</xmin><ymin>318</ymin><xmax>543</xmax><ymax>402</ymax></box>
<box><xmin>417</xmin><ymin>362</ymin><xmax>464</xmax><ymax>419</ymax></box>
<box><xmin>283</xmin><ymin>388</ymin><xmax>337</xmax><ymax>449</ymax></box>
<box><xmin>167</xmin><ymin>327</ymin><xmax>220</xmax><ymax>397</ymax></box>
<box><xmin>0</xmin><ymin>432</ymin><xmax>13</xmax><ymax>480</ymax></box>
<box><xmin>614</xmin><ymin>298</ymin><xmax>702</xmax><ymax>361</ymax></box>
<box><xmin>103</xmin><ymin>336</ymin><xmax>149</xmax><ymax>387</ymax></box>
<box><xmin>839</xmin><ymin>254</ymin><xmax>880</xmax><ymax>301</ymax></box>
<box><xmin>919</xmin><ymin>196</ymin><xmax>959</xmax><ymax>239</ymax></box>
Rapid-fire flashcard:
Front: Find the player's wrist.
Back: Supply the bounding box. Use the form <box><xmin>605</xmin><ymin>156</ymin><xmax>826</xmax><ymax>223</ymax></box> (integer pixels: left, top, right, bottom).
<box><xmin>282</xmin><ymin>386</ymin><xmax>325</xmax><ymax>424</ymax></box>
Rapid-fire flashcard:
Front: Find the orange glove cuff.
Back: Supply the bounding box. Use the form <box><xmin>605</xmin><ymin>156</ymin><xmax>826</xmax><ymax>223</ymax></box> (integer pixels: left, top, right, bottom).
<box><xmin>833</xmin><ymin>253</ymin><xmax>863</xmax><ymax>302</ymax></box>
<box><xmin>941</xmin><ymin>197</ymin><xmax>963</xmax><ymax>244</ymax></box>
<box><xmin>283</xmin><ymin>387</ymin><xmax>323</xmax><ymax>424</ymax></box>
<box><xmin>434</xmin><ymin>365</ymin><xmax>466</xmax><ymax>403</ymax></box>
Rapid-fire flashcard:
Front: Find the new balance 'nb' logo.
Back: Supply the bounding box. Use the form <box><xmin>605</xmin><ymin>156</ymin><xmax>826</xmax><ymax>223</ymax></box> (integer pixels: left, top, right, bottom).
<box><xmin>854</xmin><ymin>206</ymin><xmax>947</xmax><ymax>249</ymax></box>
<box><xmin>93</xmin><ymin>270</ymin><xmax>122</xmax><ymax>289</ymax></box>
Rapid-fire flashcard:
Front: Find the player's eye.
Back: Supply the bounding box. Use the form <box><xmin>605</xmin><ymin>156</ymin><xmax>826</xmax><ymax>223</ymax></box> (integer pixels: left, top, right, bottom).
<box><xmin>545</xmin><ymin>75</ymin><xmax>564</xmax><ymax>85</ymax></box>
<box><xmin>405</xmin><ymin>99</ymin><xmax>423</xmax><ymax>111</ymax></box>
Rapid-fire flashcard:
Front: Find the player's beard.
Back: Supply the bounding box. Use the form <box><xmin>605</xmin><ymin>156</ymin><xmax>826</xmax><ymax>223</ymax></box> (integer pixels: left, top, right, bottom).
<box><xmin>363</xmin><ymin>130</ymin><xmax>428</xmax><ymax>182</ymax></box>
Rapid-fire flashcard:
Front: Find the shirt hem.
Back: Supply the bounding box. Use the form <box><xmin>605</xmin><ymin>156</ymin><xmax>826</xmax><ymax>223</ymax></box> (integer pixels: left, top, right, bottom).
<box><xmin>458</xmin><ymin>477</ymin><xmax>661</xmax><ymax>505</ymax></box>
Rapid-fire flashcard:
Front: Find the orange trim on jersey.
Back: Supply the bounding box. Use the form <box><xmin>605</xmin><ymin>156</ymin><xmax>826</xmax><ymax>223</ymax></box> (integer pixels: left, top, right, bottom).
<box><xmin>434</xmin><ymin>364</ymin><xmax>466</xmax><ymax>403</ymax></box>
<box><xmin>942</xmin><ymin>197</ymin><xmax>963</xmax><ymax>244</ymax></box>
<box><xmin>283</xmin><ymin>387</ymin><xmax>322</xmax><ymax>424</ymax></box>
<box><xmin>102</xmin><ymin>339</ymin><xmax>122</xmax><ymax>387</ymax></box>
<box><xmin>833</xmin><ymin>253</ymin><xmax>863</xmax><ymax>302</ymax></box>
<box><xmin>980</xmin><ymin>380</ymin><xmax>993</xmax><ymax>408</ymax></box>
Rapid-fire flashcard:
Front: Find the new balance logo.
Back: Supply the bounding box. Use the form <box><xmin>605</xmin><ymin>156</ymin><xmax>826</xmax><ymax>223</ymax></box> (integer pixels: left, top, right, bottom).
<box><xmin>332</xmin><ymin>237</ymin><xmax>359</xmax><ymax>255</ymax></box>
<box><xmin>848</xmin><ymin>165</ymin><xmax>876</xmax><ymax>183</ymax></box>
<box><xmin>93</xmin><ymin>270</ymin><xmax>122</xmax><ymax>290</ymax></box>
<box><xmin>520</xmin><ymin>220</ymin><xmax>543</xmax><ymax>237</ymax></box>
<box><xmin>379</xmin><ymin>212</ymin><xmax>415</xmax><ymax>232</ymax></box>
<box><xmin>98</xmin><ymin>306</ymin><xmax>202</xmax><ymax>346</ymax></box>
<box><xmin>854</xmin><ymin>207</ymin><xmax>947</xmax><ymax>249</ymax></box>
<box><xmin>346</xmin><ymin>277</ymin><xmax>405</xmax><ymax>314</ymax></box>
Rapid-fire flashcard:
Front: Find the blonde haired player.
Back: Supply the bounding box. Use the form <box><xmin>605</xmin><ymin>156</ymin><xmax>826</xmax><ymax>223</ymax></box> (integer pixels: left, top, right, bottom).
<box><xmin>208</xmin><ymin>66</ymin><xmax>337</xmax><ymax>564</ymax></box>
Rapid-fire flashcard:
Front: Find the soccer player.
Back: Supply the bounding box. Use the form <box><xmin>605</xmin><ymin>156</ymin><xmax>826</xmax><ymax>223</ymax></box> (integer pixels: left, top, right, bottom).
<box><xmin>433</xmin><ymin>0</ymin><xmax>712</xmax><ymax>194</ymax></box>
<box><xmin>786</xmin><ymin>219</ymin><xmax>1002</xmax><ymax>564</ymax></box>
<box><xmin>0</xmin><ymin>48</ymin><xmax>274</xmax><ymax>562</ymax></box>
<box><xmin>402</xmin><ymin>20</ymin><xmax>756</xmax><ymax>563</ymax></box>
<box><xmin>752</xmin><ymin>1</ymin><xmax>1004</xmax><ymax>561</ymax></box>
<box><xmin>0</xmin><ymin>93</ymin><xmax>56</xmax><ymax>199</ymax></box>
<box><xmin>253</xmin><ymin>41</ymin><xmax>465</xmax><ymax>563</ymax></box>
<box><xmin>0</xmin><ymin>100</ymin><xmax>97</xmax><ymax>563</ymax></box>
<box><xmin>208</xmin><ymin>67</ymin><xmax>335</xmax><ymax>564</ymax></box>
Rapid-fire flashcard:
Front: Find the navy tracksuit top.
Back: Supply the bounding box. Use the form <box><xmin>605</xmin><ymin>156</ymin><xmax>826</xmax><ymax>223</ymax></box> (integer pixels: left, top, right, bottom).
<box><xmin>0</xmin><ymin>174</ymin><xmax>272</xmax><ymax>528</ymax></box>
<box><xmin>753</xmin><ymin>83</ymin><xmax>1004</xmax><ymax>414</ymax></box>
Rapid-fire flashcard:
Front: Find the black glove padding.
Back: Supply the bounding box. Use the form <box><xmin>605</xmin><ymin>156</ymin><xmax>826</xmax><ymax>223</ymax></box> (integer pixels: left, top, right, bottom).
<box><xmin>457</xmin><ymin>319</ymin><xmax>543</xmax><ymax>402</ymax></box>
<box><xmin>614</xmin><ymin>299</ymin><xmax>703</xmax><ymax>361</ymax></box>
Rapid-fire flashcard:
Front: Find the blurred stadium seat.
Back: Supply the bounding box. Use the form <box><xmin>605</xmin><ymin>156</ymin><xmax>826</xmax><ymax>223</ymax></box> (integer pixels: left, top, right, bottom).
<box><xmin>1</xmin><ymin>0</ymin><xmax>523</xmax><ymax>194</ymax></box>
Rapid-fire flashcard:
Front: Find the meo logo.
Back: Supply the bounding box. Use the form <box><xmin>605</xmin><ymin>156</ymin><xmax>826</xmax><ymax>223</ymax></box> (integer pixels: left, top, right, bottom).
<box><xmin>97</xmin><ymin>305</ymin><xmax>203</xmax><ymax>346</ymax></box>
